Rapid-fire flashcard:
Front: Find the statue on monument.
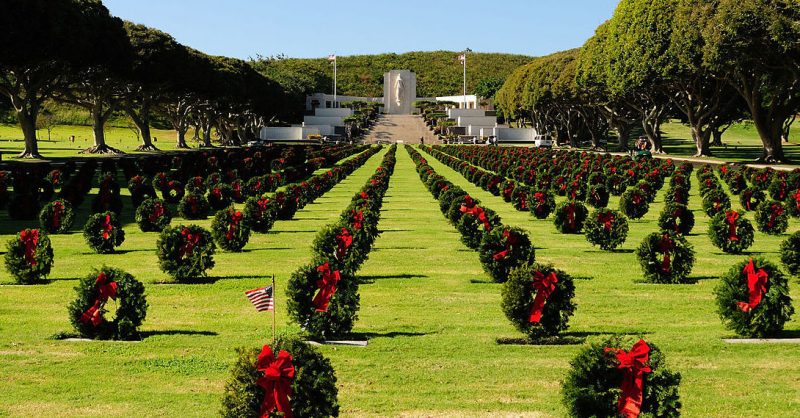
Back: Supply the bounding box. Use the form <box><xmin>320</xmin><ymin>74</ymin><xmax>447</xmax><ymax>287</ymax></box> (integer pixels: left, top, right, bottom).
<box><xmin>394</xmin><ymin>75</ymin><xmax>405</xmax><ymax>107</ymax></box>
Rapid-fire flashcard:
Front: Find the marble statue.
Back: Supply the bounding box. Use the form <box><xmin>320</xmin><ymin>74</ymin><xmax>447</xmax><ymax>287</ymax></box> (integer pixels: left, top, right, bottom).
<box><xmin>395</xmin><ymin>75</ymin><xmax>404</xmax><ymax>107</ymax></box>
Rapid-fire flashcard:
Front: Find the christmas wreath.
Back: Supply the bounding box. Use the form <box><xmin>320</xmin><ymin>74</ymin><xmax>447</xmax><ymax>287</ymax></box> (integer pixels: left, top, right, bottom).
<box><xmin>91</xmin><ymin>173</ymin><xmax>123</xmax><ymax>215</ymax></box>
<box><xmin>135</xmin><ymin>198</ymin><xmax>172</xmax><ymax>232</ymax></box>
<box><xmin>438</xmin><ymin>185</ymin><xmax>467</xmax><ymax>214</ymax></box>
<box><xmin>152</xmin><ymin>172</ymin><xmax>171</xmax><ymax>192</ymax></box>
<box><xmin>754</xmin><ymin>200</ymin><xmax>788</xmax><ymax>235</ymax></box>
<box><xmin>67</xmin><ymin>267</ymin><xmax>147</xmax><ymax>340</ymax></box>
<box><xmin>501</xmin><ymin>264</ymin><xmax>576</xmax><ymax>341</ymax></box>
<box><xmin>178</xmin><ymin>193</ymin><xmax>211</xmax><ymax>220</ymax></box>
<box><xmin>636</xmin><ymin>180</ymin><xmax>656</xmax><ymax>204</ymax></box>
<box><xmin>740</xmin><ymin>188</ymin><xmax>766</xmax><ymax>212</ymax></box>
<box><xmin>456</xmin><ymin>205</ymin><xmax>501</xmax><ymax>250</ymax></box>
<box><xmin>286</xmin><ymin>260</ymin><xmax>360</xmax><ymax>340</ymax></box>
<box><xmin>562</xmin><ymin>337</ymin><xmax>682</xmax><ymax>418</ymax></box>
<box><xmin>657</xmin><ymin>203</ymin><xmax>695</xmax><ymax>235</ymax></box>
<box><xmin>275</xmin><ymin>191</ymin><xmax>301</xmax><ymax>220</ymax></box>
<box><xmin>127</xmin><ymin>175</ymin><xmax>155</xmax><ymax>208</ymax></box>
<box><xmin>619</xmin><ymin>188</ymin><xmax>650</xmax><ymax>220</ymax></box>
<box><xmin>4</xmin><ymin>229</ymin><xmax>54</xmax><ymax>284</ymax></box>
<box><xmin>186</xmin><ymin>176</ymin><xmax>207</xmax><ymax>194</ymax></box>
<box><xmin>156</xmin><ymin>225</ymin><xmax>216</xmax><ymax>281</ymax></box>
<box><xmin>708</xmin><ymin>211</ymin><xmax>755</xmax><ymax>254</ymax></box>
<box><xmin>230</xmin><ymin>179</ymin><xmax>247</xmax><ymax>203</ymax></box>
<box><xmin>768</xmin><ymin>178</ymin><xmax>791</xmax><ymax>201</ymax></box>
<box><xmin>211</xmin><ymin>207</ymin><xmax>251</xmax><ymax>252</ymax></box>
<box><xmin>635</xmin><ymin>231</ymin><xmax>695</xmax><ymax>284</ymax></box>
<box><xmin>584</xmin><ymin>208</ymin><xmax>629</xmax><ymax>251</ymax></box>
<box><xmin>160</xmin><ymin>180</ymin><xmax>185</xmax><ymax>204</ymax></box>
<box><xmin>220</xmin><ymin>336</ymin><xmax>339</xmax><ymax>418</ymax></box>
<box><xmin>787</xmin><ymin>188</ymin><xmax>800</xmax><ymax>217</ymax></box>
<box><xmin>511</xmin><ymin>184</ymin><xmax>532</xmax><ymax>211</ymax></box>
<box><xmin>311</xmin><ymin>224</ymin><xmax>369</xmax><ymax>273</ymax></box>
<box><xmin>714</xmin><ymin>258</ymin><xmax>794</xmax><ymax>338</ymax></box>
<box><xmin>38</xmin><ymin>199</ymin><xmax>75</xmax><ymax>234</ymax></box>
<box><xmin>478</xmin><ymin>226</ymin><xmax>536</xmax><ymax>283</ymax></box>
<box><xmin>586</xmin><ymin>185</ymin><xmax>610</xmax><ymax>209</ymax></box>
<box><xmin>780</xmin><ymin>232</ymin><xmax>800</xmax><ymax>276</ymax></box>
<box><xmin>244</xmin><ymin>196</ymin><xmax>278</xmax><ymax>233</ymax></box>
<box><xmin>83</xmin><ymin>212</ymin><xmax>125</xmax><ymax>254</ymax></box>
<box><xmin>530</xmin><ymin>190</ymin><xmax>556</xmax><ymax>220</ymax></box>
<box><xmin>701</xmin><ymin>189</ymin><xmax>731</xmax><ymax>218</ymax></box>
<box><xmin>554</xmin><ymin>200</ymin><xmax>589</xmax><ymax>234</ymax></box>
<box><xmin>208</xmin><ymin>183</ymin><xmax>234</xmax><ymax>211</ymax></box>
<box><xmin>445</xmin><ymin>194</ymin><xmax>478</xmax><ymax>225</ymax></box>
<box><xmin>664</xmin><ymin>185</ymin><xmax>689</xmax><ymax>206</ymax></box>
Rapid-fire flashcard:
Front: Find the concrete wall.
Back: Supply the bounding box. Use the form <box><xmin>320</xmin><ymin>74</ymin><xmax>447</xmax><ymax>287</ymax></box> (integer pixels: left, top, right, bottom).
<box><xmin>457</xmin><ymin>116</ymin><xmax>496</xmax><ymax>127</ymax></box>
<box><xmin>260</xmin><ymin>126</ymin><xmax>321</xmax><ymax>141</ymax></box>
<box><xmin>302</xmin><ymin>125</ymin><xmax>335</xmax><ymax>136</ymax></box>
<box><xmin>448</xmin><ymin>109</ymin><xmax>486</xmax><ymax>119</ymax></box>
<box><xmin>468</xmin><ymin>125</ymin><xmax>497</xmax><ymax>136</ymax></box>
<box><xmin>303</xmin><ymin>116</ymin><xmax>344</xmax><ymax>126</ymax></box>
<box><xmin>314</xmin><ymin>108</ymin><xmax>353</xmax><ymax>118</ymax></box>
<box><xmin>487</xmin><ymin>127</ymin><xmax>538</xmax><ymax>142</ymax></box>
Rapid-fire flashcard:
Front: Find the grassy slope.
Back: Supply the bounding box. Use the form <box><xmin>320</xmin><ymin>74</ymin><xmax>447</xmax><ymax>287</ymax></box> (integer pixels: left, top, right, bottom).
<box><xmin>0</xmin><ymin>142</ymin><xmax>799</xmax><ymax>416</ymax></box>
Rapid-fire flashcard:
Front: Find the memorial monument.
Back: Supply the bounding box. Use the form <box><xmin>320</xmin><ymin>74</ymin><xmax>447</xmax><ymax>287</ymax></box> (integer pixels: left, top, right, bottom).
<box><xmin>383</xmin><ymin>70</ymin><xmax>417</xmax><ymax>114</ymax></box>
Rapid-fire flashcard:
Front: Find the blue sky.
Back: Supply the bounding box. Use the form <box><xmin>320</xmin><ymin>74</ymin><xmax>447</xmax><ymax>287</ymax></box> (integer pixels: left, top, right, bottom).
<box><xmin>103</xmin><ymin>0</ymin><xmax>619</xmax><ymax>59</ymax></box>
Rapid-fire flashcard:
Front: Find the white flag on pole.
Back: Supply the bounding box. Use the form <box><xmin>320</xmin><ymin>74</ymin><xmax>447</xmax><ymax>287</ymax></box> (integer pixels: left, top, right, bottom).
<box><xmin>458</xmin><ymin>54</ymin><xmax>466</xmax><ymax>63</ymax></box>
<box><xmin>328</xmin><ymin>54</ymin><xmax>337</xmax><ymax>61</ymax></box>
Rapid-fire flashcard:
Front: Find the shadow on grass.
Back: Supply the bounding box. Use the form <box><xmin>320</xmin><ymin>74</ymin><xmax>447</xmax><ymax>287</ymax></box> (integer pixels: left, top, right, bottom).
<box><xmin>345</xmin><ymin>330</ymin><xmax>430</xmax><ymax>340</ymax></box>
<box><xmin>359</xmin><ymin>273</ymin><xmax>427</xmax><ymax>284</ymax></box>
<box><xmin>140</xmin><ymin>330</ymin><xmax>218</xmax><ymax>339</ymax></box>
<box><xmin>470</xmin><ymin>279</ymin><xmax>496</xmax><ymax>284</ymax></box>
<box><xmin>241</xmin><ymin>247</ymin><xmax>293</xmax><ymax>252</ymax></box>
<box><xmin>113</xmin><ymin>249</ymin><xmax>154</xmax><ymax>255</ymax></box>
<box><xmin>374</xmin><ymin>246</ymin><xmax>430</xmax><ymax>250</ymax></box>
<box><xmin>585</xmin><ymin>249</ymin><xmax>634</xmax><ymax>254</ymax></box>
<box><xmin>496</xmin><ymin>330</ymin><xmax>652</xmax><ymax>346</ymax></box>
<box><xmin>379</xmin><ymin>229</ymin><xmax>414</xmax><ymax>233</ymax></box>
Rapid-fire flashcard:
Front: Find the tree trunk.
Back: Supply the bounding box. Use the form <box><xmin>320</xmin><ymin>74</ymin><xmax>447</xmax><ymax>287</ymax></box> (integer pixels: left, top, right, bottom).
<box><xmin>124</xmin><ymin>104</ymin><xmax>158</xmax><ymax>151</ymax></box>
<box><xmin>176</xmin><ymin>129</ymin><xmax>189</xmax><ymax>149</ymax></box>
<box><xmin>613</xmin><ymin>122</ymin><xmax>630</xmax><ymax>151</ymax></box>
<box><xmin>82</xmin><ymin>107</ymin><xmax>122</xmax><ymax>154</ymax></box>
<box><xmin>691</xmin><ymin>124</ymin><xmax>713</xmax><ymax>156</ymax></box>
<box><xmin>754</xmin><ymin>117</ymin><xmax>786</xmax><ymax>163</ymax></box>
<box><xmin>202</xmin><ymin>125</ymin><xmax>213</xmax><ymax>148</ymax></box>
<box><xmin>16</xmin><ymin>110</ymin><xmax>42</xmax><ymax>159</ymax></box>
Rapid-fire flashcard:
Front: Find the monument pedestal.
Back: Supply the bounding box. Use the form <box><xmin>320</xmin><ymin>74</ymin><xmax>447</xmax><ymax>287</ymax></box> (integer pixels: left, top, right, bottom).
<box><xmin>383</xmin><ymin>70</ymin><xmax>417</xmax><ymax>115</ymax></box>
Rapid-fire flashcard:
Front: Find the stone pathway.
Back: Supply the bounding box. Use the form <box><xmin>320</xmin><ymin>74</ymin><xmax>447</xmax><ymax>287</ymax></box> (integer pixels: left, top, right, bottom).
<box><xmin>364</xmin><ymin>114</ymin><xmax>437</xmax><ymax>145</ymax></box>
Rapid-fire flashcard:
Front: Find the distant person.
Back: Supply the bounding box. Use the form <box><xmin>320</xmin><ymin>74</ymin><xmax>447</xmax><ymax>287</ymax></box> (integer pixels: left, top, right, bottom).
<box><xmin>153</xmin><ymin>136</ymin><xmax>158</xmax><ymax>143</ymax></box>
<box><xmin>420</xmin><ymin>136</ymin><xmax>424</xmax><ymax>145</ymax></box>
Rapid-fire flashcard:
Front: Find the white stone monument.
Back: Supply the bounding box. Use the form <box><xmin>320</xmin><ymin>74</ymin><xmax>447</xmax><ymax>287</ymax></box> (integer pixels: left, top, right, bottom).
<box><xmin>383</xmin><ymin>70</ymin><xmax>417</xmax><ymax>114</ymax></box>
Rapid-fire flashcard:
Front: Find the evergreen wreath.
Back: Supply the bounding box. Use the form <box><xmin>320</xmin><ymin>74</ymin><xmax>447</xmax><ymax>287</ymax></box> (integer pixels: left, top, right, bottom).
<box><xmin>511</xmin><ymin>184</ymin><xmax>532</xmax><ymax>211</ymax></box>
<box><xmin>501</xmin><ymin>264</ymin><xmax>576</xmax><ymax>341</ymax></box>
<box><xmin>657</xmin><ymin>203</ymin><xmax>695</xmax><ymax>235</ymax></box>
<box><xmin>768</xmin><ymin>178</ymin><xmax>791</xmax><ymax>201</ymax></box>
<box><xmin>286</xmin><ymin>259</ymin><xmax>360</xmax><ymax>341</ymax></box>
<box><xmin>754</xmin><ymin>200</ymin><xmax>788</xmax><ymax>235</ymax></box>
<box><xmin>160</xmin><ymin>180</ymin><xmax>185</xmax><ymax>204</ymax></box>
<box><xmin>208</xmin><ymin>183</ymin><xmax>234</xmax><ymax>211</ymax></box>
<box><xmin>780</xmin><ymin>232</ymin><xmax>800</xmax><ymax>276</ymax></box>
<box><xmin>311</xmin><ymin>224</ymin><xmax>369</xmax><ymax>273</ymax></box>
<box><xmin>554</xmin><ymin>200</ymin><xmax>589</xmax><ymax>233</ymax></box>
<box><xmin>561</xmin><ymin>337</ymin><xmax>682</xmax><ymax>418</ymax></box>
<box><xmin>211</xmin><ymin>207</ymin><xmax>251</xmax><ymax>252</ymax></box>
<box><xmin>664</xmin><ymin>185</ymin><xmax>689</xmax><ymax>206</ymax></box>
<box><xmin>714</xmin><ymin>257</ymin><xmax>794</xmax><ymax>338</ymax></box>
<box><xmin>787</xmin><ymin>188</ymin><xmax>800</xmax><ymax>217</ymax></box>
<box><xmin>135</xmin><ymin>198</ymin><xmax>172</xmax><ymax>232</ymax></box>
<box><xmin>635</xmin><ymin>231</ymin><xmax>696</xmax><ymax>284</ymax></box>
<box><xmin>708</xmin><ymin>211</ymin><xmax>755</xmax><ymax>254</ymax></box>
<box><xmin>186</xmin><ymin>176</ymin><xmax>207</xmax><ymax>194</ymax></box>
<box><xmin>478</xmin><ymin>226</ymin><xmax>536</xmax><ymax>283</ymax></box>
<box><xmin>156</xmin><ymin>225</ymin><xmax>216</xmax><ymax>281</ymax></box>
<box><xmin>244</xmin><ymin>196</ymin><xmax>278</xmax><ymax>233</ymax></box>
<box><xmin>530</xmin><ymin>190</ymin><xmax>556</xmax><ymax>220</ymax></box>
<box><xmin>275</xmin><ymin>191</ymin><xmax>301</xmax><ymax>220</ymax></box>
<box><xmin>456</xmin><ymin>205</ymin><xmax>501</xmax><ymax>250</ymax></box>
<box><xmin>127</xmin><ymin>175</ymin><xmax>156</xmax><ymax>208</ymax></box>
<box><xmin>619</xmin><ymin>188</ymin><xmax>650</xmax><ymax>220</ymax></box>
<box><xmin>178</xmin><ymin>193</ymin><xmax>211</xmax><ymax>220</ymax></box>
<box><xmin>702</xmin><ymin>189</ymin><xmax>732</xmax><ymax>217</ymax></box>
<box><xmin>91</xmin><ymin>173</ymin><xmax>123</xmax><ymax>215</ymax></box>
<box><xmin>584</xmin><ymin>208</ymin><xmax>629</xmax><ymax>251</ymax></box>
<box><xmin>67</xmin><ymin>267</ymin><xmax>147</xmax><ymax>340</ymax></box>
<box><xmin>740</xmin><ymin>187</ymin><xmax>766</xmax><ymax>212</ymax></box>
<box><xmin>586</xmin><ymin>184</ymin><xmax>610</xmax><ymax>209</ymax></box>
<box><xmin>220</xmin><ymin>336</ymin><xmax>339</xmax><ymax>418</ymax></box>
<box><xmin>4</xmin><ymin>229</ymin><xmax>54</xmax><ymax>284</ymax></box>
<box><xmin>38</xmin><ymin>199</ymin><xmax>75</xmax><ymax>234</ymax></box>
<box><xmin>83</xmin><ymin>211</ymin><xmax>125</xmax><ymax>254</ymax></box>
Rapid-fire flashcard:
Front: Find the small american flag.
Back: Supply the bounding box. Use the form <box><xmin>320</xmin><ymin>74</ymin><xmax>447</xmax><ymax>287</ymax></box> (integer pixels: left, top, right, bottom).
<box><xmin>328</xmin><ymin>54</ymin><xmax>336</xmax><ymax>61</ymax></box>
<box><xmin>245</xmin><ymin>285</ymin><xmax>274</xmax><ymax>312</ymax></box>
<box><xmin>458</xmin><ymin>54</ymin><xmax>466</xmax><ymax>63</ymax></box>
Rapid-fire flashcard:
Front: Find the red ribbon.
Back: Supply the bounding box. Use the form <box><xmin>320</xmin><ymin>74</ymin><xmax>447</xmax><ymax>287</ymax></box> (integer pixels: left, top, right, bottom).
<box><xmin>148</xmin><ymin>202</ymin><xmax>165</xmax><ymax>223</ymax></box>
<box><xmin>605</xmin><ymin>339</ymin><xmax>652</xmax><ymax>418</ymax></box>
<box><xmin>256</xmin><ymin>345</ymin><xmax>295</xmax><ymax>418</ymax></box>
<box><xmin>503</xmin><ymin>184</ymin><xmax>514</xmax><ymax>199</ymax></box>
<box><xmin>566</xmin><ymin>204</ymin><xmax>576</xmax><ymax>230</ymax></box>
<box><xmin>529</xmin><ymin>271</ymin><xmax>558</xmax><ymax>323</ymax></box>
<box><xmin>598</xmin><ymin>212</ymin><xmax>614</xmax><ymax>232</ymax></box>
<box><xmin>632</xmin><ymin>193</ymin><xmax>643</xmax><ymax>206</ymax></box>
<box><xmin>767</xmin><ymin>204</ymin><xmax>785</xmax><ymax>229</ymax></box>
<box><xmin>313</xmin><ymin>263</ymin><xmax>341</xmax><ymax>312</ymax></box>
<box><xmin>101</xmin><ymin>215</ymin><xmax>113</xmax><ymax>240</ymax></box>
<box><xmin>351</xmin><ymin>210</ymin><xmax>363</xmax><ymax>230</ymax></box>
<box><xmin>725</xmin><ymin>211</ymin><xmax>740</xmax><ymax>241</ymax></box>
<box><xmin>256</xmin><ymin>198</ymin><xmax>271</xmax><ymax>219</ymax></box>
<box><xmin>180</xmin><ymin>228</ymin><xmax>201</xmax><ymax>258</ymax></box>
<box><xmin>212</xmin><ymin>188</ymin><xmax>222</xmax><ymax>199</ymax></box>
<box><xmin>226</xmin><ymin>211</ymin><xmax>244</xmax><ymax>241</ymax></box>
<box><xmin>359</xmin><ymin>191</ymin><xmax>369</xmax><ymax>201</ymax></box>
<box><xmin>336</xmin><ymin>228</ymin><xmax>353</xmax><ymax>259</ymax></box>
<box><xmin>79</xmin><ymin>272</ymin><xmax>118</xmax><ymax>327</ymax></box>
<box><xmin>471</xmin><ymin>206</ymin><xmax>492</xmax><ymax>231</ymax></box>
<box><xmin>52</xmin><ymin>201</ymin><xmax>64</xmax><ymax>229</ymax></box>
<box><xmin>460</xmin><ymin>195</ymin><xmax>476</xmax><ymax>214</ymax></box>
<box><xmin>794</xmin><ymin>189</ymin><xmax>800</xmax><ymax>212</ymax></box>
<box><xmin>20</xmin><ymin>229</ymin><xmax>39</xmax><ymax>266</ymax></box>
<box><xmin>736</xmin><ymin>259</ymin><xmax>769</xmax><ymax>313</ymax></box>
<box><xmin>657</xmin><ymin>234</ymin><xmax>673</xmax><ymax>273</ymax></box>
<box><xmin>493</xmin><ymin>229</ymin><xmax>520</xmax><ymax>261</ymax></box>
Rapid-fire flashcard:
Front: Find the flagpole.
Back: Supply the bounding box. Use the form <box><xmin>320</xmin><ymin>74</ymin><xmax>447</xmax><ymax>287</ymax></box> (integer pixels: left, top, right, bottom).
<box><xmin>271</xmin><ymin>273</ymin><xmax>276</xmax><ymax>345</ymax></box>
<box><xmin>333</xmin><ymin>56</ymin><xmax>338</xmax><ymax>108</ymax></box>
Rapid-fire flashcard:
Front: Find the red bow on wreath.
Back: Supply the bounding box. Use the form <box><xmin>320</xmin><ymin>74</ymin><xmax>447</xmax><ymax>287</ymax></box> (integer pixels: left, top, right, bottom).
<box><xmin>736</xmin><ymin>259</ymin><xmax>769</xmax><ymax>313</ymax></box>
<box><xmin>725</xmin><ymin>211</ymin><xmax>740</xmax><ymax>241</ymax></box>
<box><xmin>187</xmin><ymin>196</ymin><xmax>199</xmax><ymax>214</ymax></box>
<box><xmin>256</xmin><ymin>345</ymin><xmax>295</xmax><ymax>418</ymax></box>
<box><xmin>100</xmin><ymin>214</ymin><xmax>113</xmax><ymax>240</ymax></box>
<box><xmin>605</xmin><ymin>339</ymin><xmax>652</xmax><ymax>418</ymax></box>
<box><xmin>359</xmin><ymin>191</ymin><xmax>369</xmax><ymax>201</ymax></box>
<box><xmin>566</xmin><ymin>204</ymin><xmax>576</xmax><ymax>230</ymax></box>
<box><xmin>598</xmin><ymin>212</ymin><xmax>615</xmax><ymax>232</ymax></box>
<box><xmin>529</xmin><ymin>271</ymin><xmax>558</xmax><ymax>323</ymax></box>
<box><xmin>533</xmin><ymin>192</ymin><xmax>545</xmax><ymax>203</ymax></box>
<box><xmin>460</xmin><ymin>195</ymin><xmax>476</xmax><ymax>214</ymax></box>
<box><xmin>257</xmin><ymin>198</ymin><xmax>271</xmax><ymax>213</ymax></box>
<box><xmin>351</xmin><ymin>210</ymin><xmax>363</xmax><ymax>230</ymax></box>
<box><xmin>794</xmin><ymin>190</ymin><xmax>800</xmax><ymax>212</ymax></box>
<box><xmin>493</xmin><ymin>229</ymin><xmax>520</xmax><ymax>261</ymax></box>
<box><xmin>52</xmin><ymin>201</ymin><xmax>64</xmax><ymax>229</ymax></box>
<box><xmin>180</xmin><ymin>228</ymin><xmax>201</xmax><ymax>257</ymax></box>
<box><xmin>768</xmin><ymin>204</ymin><xmax>785</xmax><ymax>229</ymax></box>
<box><xmin>226</xmin><ymin>211</ymin><xmax>244</xmax><ymax>241</ymax></box>
<box><xmin>20</xmin><ymin>229</ymin><xmax>39</xmax><ymax>267</ymax></box>
<box><xmin>657</xmin><ymin>234</ymin><xmax>674</xmax><ymax>273</ymax></box>
<box><xmin>336</xmin><ymin>228</ymin><xmax>353</xmax><ymax>259</ymax></box>
<box><xmin>632</xmin><ymin>193</ymin><xmax>643</xmax><ymax>206</ymax></box>
<box><xmin>148</xmin><ymin>202</ymin><xmax>165</xmax><ymax>223</ymax></box>
<box><xmin>503</xmin><ymin>184</ymin><xmax>514</xmax><ymax>199</ymax></box>
<box><xmin>79</xmin><ymin>272</ymin><xmax>118</xmax><ymax>327</ymax></box>
<box><xmin>313</xmin><ymin>263</ymin><xmax>341</xmax><ymax>312</ymax></box>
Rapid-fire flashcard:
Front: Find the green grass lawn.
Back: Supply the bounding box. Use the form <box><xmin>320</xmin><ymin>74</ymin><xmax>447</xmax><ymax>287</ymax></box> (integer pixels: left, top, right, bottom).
<box><xmin>0</xmin><ymin>144</ymin><xmax>799</xmax><ymax>417</ymax></box>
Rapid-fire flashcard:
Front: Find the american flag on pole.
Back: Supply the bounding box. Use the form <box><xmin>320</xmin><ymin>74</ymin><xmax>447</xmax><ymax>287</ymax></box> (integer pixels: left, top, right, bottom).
<box><xmin>328</xmin><ymin>54</ymin><xmax>336</xmax><ymax>61</ymax></box>
<box><xmin>458</xmin><ymin>54</ymin><xmax>466</xmax><ymax>63</ymax></box>
<box><xmin>245</xmin><ymin>285</ymin><xmax>274</xmax><ymax>312</ymax></box>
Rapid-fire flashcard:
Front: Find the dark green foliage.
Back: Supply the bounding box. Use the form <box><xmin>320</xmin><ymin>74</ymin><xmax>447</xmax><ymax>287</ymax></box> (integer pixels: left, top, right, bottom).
<box><xmin>208</xmin><ymin>183</ymin><xmax>234</xmax><ymax>211</ymax></box>
<box><xmin>584</xmin><ymin>208</ymin><xmax>629</xmax><ymax>251</ymax></box>
<box><xmin>211</xmin><ymin>207</ymin><xmax>251</xmax><ymax>252</ymax></box>
<box><xmin>82</xmin><ymin>211</ymin><xmax>125</xmax><ymax>253</ymax></box>
<box><xmin>586</xmin><ymin>185</ymin><xmax>610</xmax><ymax>208</ymax></box>
<box><xmin>220</xmin><ymin>336</ymin><xmax>339</xmax><ymax>418</ymax></box>
<box><xmin>701</xmin><ymin>189</ymin><xmax>732</xmax><ymax>217</ymax></box>
<box><xmin>456</xmin><ymin>206</ymin><xmax>501</xmax><ymax>250</ymax></box>
<box><xmin>636</xmin><ymin>231</ymin><xmax>696</xmax><ymax>284</ymax></box>
<box><xmin>561</xmin><ymin>337</ymin><xmax>682</xmax><ymax>418</ymax></box>
<box><xmin>714</xmin><ymin>258</ymin><xmax>794</xmax><ymax>338</ymax></box>
<box><xmin>740</xmin><ymin>188</ymin><xmax>766</xmax><ymax>211</ymax></box>
<box><xmin>708</xmin><ymin>211</ymin><xmax>755</xmax><ymax>254</ymax></box>
<box><xmin>4</xmin><ymin>229</ymin><xmax>54</xmax><ymax>284</ymax></box>
<box><xmin>244</xmin><ymin>196</ymin><xmax>278</xmax><ymax>233</ymax></box>
<box><xmin>160</xmin><ymin>180</ymin><xmax>185</xmax><ymax>204</ymax></box>
<box><xmin>67</xmin><ymin>267</ymin><xmax>147</xmax><ymax>340</ymax></box>
<box><xmin>619</xmin><ymin>189</ymin><xmax>650</xmax><ymax>220</ymax></box>
<box><xmin>38</xmin><ymin>199</ymin><xmax>75</xmax><ymax>234</ymax></box>
<box><xmin>554</xmin><ymin>200</ymin><xmax>589</xmax><ymax>233</ymax></box>
<box><xmin>286</xmin><ymin>260</ymin><xmax>359</xmax><ymax>340</ymax></box>
<box><xmin>530</xmin><ymin>190</ymin><xmax>557</xmax><ymax>219</ymax></box>
<box><xmin>780</xmin><ymin>232</ymin><xmax>800</xmax><ymax>276</ymax></box>
<box><xmin>754</xmin><ymin>200</ymin><xmax>789</xmax><ymax>235</ymax></box>
<box><xmin>478</xmin><ymin>226</ymin><xmax>536</xmax><ymax>283</ymax></box>
<box><xmin>178</xmin><ymin>193</ymin><xmax>211</xmax><ymax>220</ymax></box>
<box><xmin>156</xmin><ymin>225</ymin><xmax>215</xmax><ymax>281</ymax></box>
<box><xmin>501</xmin><ymin>264</ymin><xmax>576</xmax><ymax>340</ymax></box>
<box><xmin>135</xmin><ymin>198</ymin><xmax>172</xmax><ymax>232</ymax></box>
<box><xmin>658</xmin><ymin>203</ymin><xmax>695</xmax><ymax>235</ymax></box>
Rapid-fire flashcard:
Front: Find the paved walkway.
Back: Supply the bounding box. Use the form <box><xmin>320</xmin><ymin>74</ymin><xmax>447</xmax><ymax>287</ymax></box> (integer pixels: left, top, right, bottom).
<box><xmin>363</xmin><ymin>114</ymin><xmax>437</xmax><ymax>145</ymax></box>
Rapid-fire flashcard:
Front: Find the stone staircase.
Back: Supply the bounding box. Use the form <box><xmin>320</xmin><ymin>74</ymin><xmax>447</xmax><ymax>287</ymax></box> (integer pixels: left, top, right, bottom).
<box><xmin>363</xmin><ymin>114</ymin><xmax>438</xmax><ymax>145</ymax></box>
